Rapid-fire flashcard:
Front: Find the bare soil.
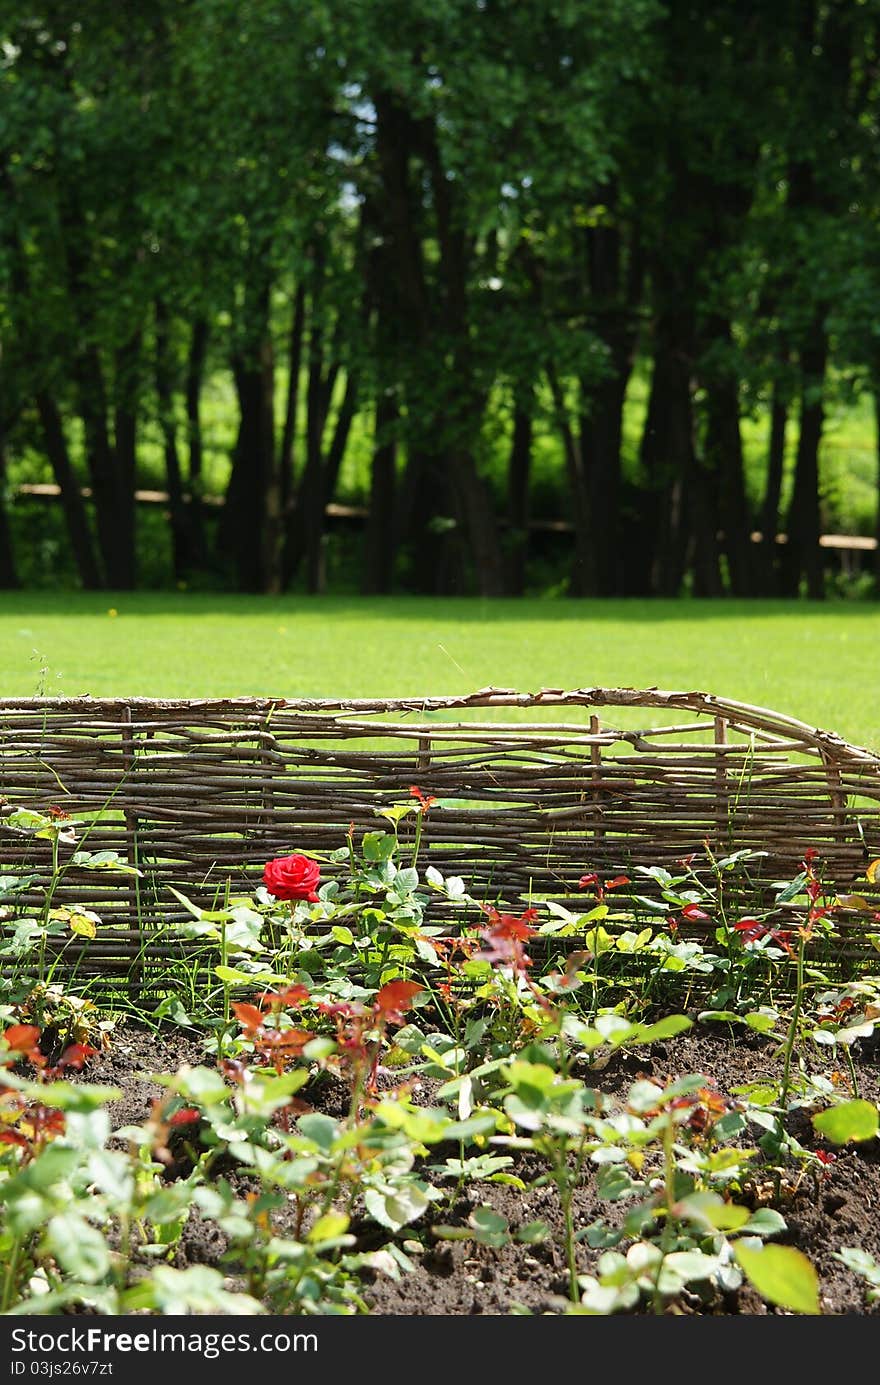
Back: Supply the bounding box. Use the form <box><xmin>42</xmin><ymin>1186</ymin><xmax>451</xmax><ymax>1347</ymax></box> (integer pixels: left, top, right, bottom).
<box><xmin>85</xmin><ymin>1024</ymin><xmax>880</xmax><ymax>1316</ymax></box>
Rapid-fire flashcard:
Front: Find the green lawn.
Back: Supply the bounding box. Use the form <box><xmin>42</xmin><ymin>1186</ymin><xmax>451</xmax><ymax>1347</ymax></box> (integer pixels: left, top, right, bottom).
<box><xmin>1</xmin><ymin>593</ymin><xmax>879</xmax><ymax>749</ymax></box>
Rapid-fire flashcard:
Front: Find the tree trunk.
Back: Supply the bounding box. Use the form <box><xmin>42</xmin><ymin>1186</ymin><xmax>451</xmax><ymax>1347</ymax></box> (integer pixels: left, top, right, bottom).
<box><xmin>398</xmin><ymin>447</ymin><xmax>465</xmax><ymax>594</ymax></box>
<box><xmin>323</xmin><ymin>371</ymin><xmax>358</xmax><ymax>506</ymax></box>
<box><xmin>782</xmin><ymin>327</ymin><xmax>827</xmax><ymax>599</ymax></box>
<box><xmin>279</xmin><ymin>284</ymin><xmax>306</xmax><ymax>516</ymax></box>
<box><xmin>224</xmin><ymin>280</ymin><xmax>277</xmax><ymax>593</ymax></box>
<box><xmin>547</xmin><ymin>366</ymin><xmax>592</xmax><ymax>595</ymax></box>
<box><xmin>760</xmin><ymin>381</ymin><xmax>788</xmax><ymax>593</ymax></box>
<box><xmin>291</xmin><ymin>310</ymin><xmax>331</xmax><ymax>594</ymax></box>
<box><xmin>0</xmin><ymin>425</ymin><xmax>18</xmax><ymax>589</ymax></box>
<box><xmin>56</xmin><ymin>184</ymin><xmax>134</xmax><ymax>589</ymax></box>
<box><xmin>689</xmin><ymin>462</ymin><xmax>723</xmax><ymax>597</ymax></box>
<box><xmin>76</xmin><ymin>348</ymin><xmax>132</xmax><ymax>588</ymax></box>
<box><xmin>155</xmin><ymin>301</ymin><xmax>189</xmax><ymax>581</ymax></box>
<box><xmin>185</xmin><ymin>318</ymin><xmax>209</xmax><ymax>566</ymax></box>
<box><xmin>112</xmin><ymin>333</ymin><xmax>140</xmax><ymax>588</ymax></box>
<box><xmin>702</xmin><ymin>318</ymin><xmax>752</xmax><ymax>595</ymax></box>
<box><xmin>875</xmin><ymin>388</ymin><xmax>880</xmax><ymax>595</ymax></box>
<box><xmin>35</xmin><ymin>392</ymin><xmax>102</xmax><ymax>589</ymax></box>
<box><xmin>363</xmin><ymin>391</ymin><xmax>398</xmax><ymax>595</ymax></box>
<box><xmin>580</xmin><ymin>217</ymin><xmax>642</xmax><ymax>595</ymax></box>
<box><xmin>230</xmin><ymin>344</ymin><xmax>277</xmax><ymax>592</ymax></box>
<box><xmin>506</xmin><ymin>398</ymin><xmax>532</xmax><ymax>596</ymax></box>
<box><xmin>639</xmin><ymin>307</ymin><xmax>698</xmax><ymax>596</ymax></box>
<box><xmin>373</xmin><ymin>89</ymin><xmax>465</xmax><ymax>594</ymax></box>
<box><xmin>420</xmin><ymin>113</ymin><xmax>504</xmax><ymax>596</ymax></box>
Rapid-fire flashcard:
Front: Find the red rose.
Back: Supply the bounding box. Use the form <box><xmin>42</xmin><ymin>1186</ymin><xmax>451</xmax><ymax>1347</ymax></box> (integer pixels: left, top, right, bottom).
<box><xmin>263</xmin><ymin>854</ymin><xmax>321</xmax><ymax>902</ymax></box>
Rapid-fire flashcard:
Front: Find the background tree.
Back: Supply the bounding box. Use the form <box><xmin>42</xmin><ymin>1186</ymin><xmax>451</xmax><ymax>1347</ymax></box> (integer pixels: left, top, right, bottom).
<box><xmin>3</xmin><ymin>0</ymin><xmax>880</xmax><ymax>598</ymax></box>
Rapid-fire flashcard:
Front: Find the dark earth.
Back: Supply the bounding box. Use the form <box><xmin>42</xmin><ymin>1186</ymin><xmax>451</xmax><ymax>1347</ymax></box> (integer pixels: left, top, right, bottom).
<box><xmin>84</xmin><ymin>1024</ymin><xmax>880</xmax><ymax>1317</ymax></box>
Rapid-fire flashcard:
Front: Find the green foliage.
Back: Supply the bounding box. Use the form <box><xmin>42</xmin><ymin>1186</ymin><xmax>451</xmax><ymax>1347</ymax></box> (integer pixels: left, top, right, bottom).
<box><xmin>3</xmin><ymin>2</ymin><xmax>880</xmax><ymax>596</ymax></box>
<box><xmin>4</xmin><ymin>801</ymin><xmax>880</xmax><ymax>1315</ymax></box>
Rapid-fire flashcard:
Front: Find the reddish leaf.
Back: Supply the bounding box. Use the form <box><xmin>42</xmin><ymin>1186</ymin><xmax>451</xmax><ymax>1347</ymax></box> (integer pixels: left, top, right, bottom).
<box><xmin>55</xmin><ymin>1044</ymin><xmax>97</xmax><ymax>1072</ymax></box>
<box><xmin>220</xmin><ymin>1058</ymin><xmax>247</xmax><ymax>1084</ymax></box>
<box><xmin>375</xmin><ymin>980</ymin><xmax>423</xmax><ymax>1018</ymax></box>
<box><xmin>681</xmin><ymin>903</ymin><xmax>710</xmax><ymax>921</ymax></box>
<box><xmin>578</xmin><ymin>873</ymin><xmax>599</xmax><ymax>890</ymax></box>
<box><xmin>605</xmin><ymin>875</ymin><xmax>631</xmax><ymax>891</ymax></box>
<box><xmin>261</xmin><ymin>1027</ymin><xmax>313</xmax><ymax>1054</ymax></box>
<box><xmin>257</xmin><ymin>984</ymin><xmax>310</xmax><ymax>1009</ymax></box>
<box><xmin>410</xmin><ymin>785</ymin><xmax>437</xmax><ymax>813</ymax></box>
<box><xmin>232</xmin><ymin>1002</ymin><xmax>265</xmax><ymax>1034</ymax></box>
<box><xmin>168</xmin><ymin>1108</ymin><xmax>201</xmax><ymax>1127</ymax></box>
<box><xmin>770</xmin><ymin>929</ymin><xmax>795</xmax><ymax>957</ymax></box>
<box><xmin>0</xmin><ymin>1129</ymin><xmax>28</xmax><ymax>1148</ymax></box>
<box><xmin>39</xmin><ymin>1108</ymin><xmax>66</xmax><ymax>1136</ymax></box>
<box><xmin>3</xmin><ymin>1025</ymin><xmax>41</xmax><ymax>1053</ymax></box>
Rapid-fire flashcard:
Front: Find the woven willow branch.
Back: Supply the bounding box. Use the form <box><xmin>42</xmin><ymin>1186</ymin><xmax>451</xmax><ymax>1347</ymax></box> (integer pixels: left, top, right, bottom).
<box><xmin>1</xmin><ymin>689</ymin><xmax>879</xmax><ymax>983</ymax></box>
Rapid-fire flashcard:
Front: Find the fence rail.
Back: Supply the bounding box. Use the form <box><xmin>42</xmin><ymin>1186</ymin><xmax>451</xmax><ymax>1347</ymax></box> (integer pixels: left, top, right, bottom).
<box><xmin>2</xmin><ymin>688</ymin><xmax>879</xmax><ymax>987</ymax></box>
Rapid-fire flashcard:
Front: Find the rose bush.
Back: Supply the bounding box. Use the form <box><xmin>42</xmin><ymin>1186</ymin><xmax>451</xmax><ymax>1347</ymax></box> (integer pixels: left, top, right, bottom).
<box><xmin>262</xmin><ymin>853</ymin><xmax>321</xmax><ymax>902</ymax></box>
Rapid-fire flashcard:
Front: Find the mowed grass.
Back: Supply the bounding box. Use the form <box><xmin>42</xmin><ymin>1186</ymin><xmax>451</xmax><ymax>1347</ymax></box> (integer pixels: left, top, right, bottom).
<box><xmin>0</xmin><ymin>592</ymin><xmax>878</xmax><ymax>748</ymax></box>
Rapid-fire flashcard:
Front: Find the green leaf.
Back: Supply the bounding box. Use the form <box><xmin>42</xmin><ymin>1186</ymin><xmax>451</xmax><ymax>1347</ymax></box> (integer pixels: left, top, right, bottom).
<box><xmin>167</xmin><ymin>885</ymin><xmax>231</xmax><ymax>923</ymax></box>
<box><xmin>812</xmin><ymin>1100</ymin><xmax>879</xmax><ymax>1145</ymax></box>
<box><xmin>166</xmin><ymin>1066</ymin><xmax>228</xmax><ymax>1106</ymax></box>
<box><xmin>0</xmin><ymin>1071</ymin><xmax>120</xmax><ymax>1110</ymax></box>
<box><xmin>834</xmin><ymin>1247</ymin><xmax>880</xmax><ymax>1288</ymax></box>
<box><xmin>309</xmin><ymin>1211</ymin><xmax>349</xmax><ymax>1244</ymax></box>
<box><xmin>71</xmin><ymin>850</ymin><xmax>142</xmax><ymax>876</ymax></box>
<box><xmin>375</xmin><ymin>803</ymin><xmax>414</xmax><ymax>825</ymax></box>
<box><xmin>46</xmin><ymin>1215</ymin><xmax>111</xmax><ymax>1284</ymax></box>
<box><xmin>631</xmin><ymin>1015</ymin><xmax>693</xmax><ymax>1044</ymax></box>
<box><xmin>676</xmin><ymin>1192</ymin><xmax>750</xmax><ymax>1232</ymax></box>
<box><xmin>297</xmin><ymin>1113</ymin><xmax>339</xmax><ymax>1152</ymax></box>
<box><xmin>362</xmin><ymin>832</ymin><xmax>397</xmax><ymax>862</ymax></box>
<box><xmin>733</xmin><ymin>1244</ymin><xmax>820</xmax><ymax>1314</ymax></box>
<box><xmin>69</xmin><ymin>911</ymin><xmax>98</xmax><ymax>939</ymax></box>
<box><xmin>633</xmin><ymin>895</ymin><xmax>672</xmax><ymax>915</ymax></box>
<box><xmin>744</xmin><ymin>1009</ymin><xmax>779</xmax><ymax>1034</ymax></box>
<box><xmin>364</xmin><ymin>1182</ymin><xmax>437</xmax><ymax>1231</ymax></box>
<box><xmin>468</xmin><ymin>1206</ymin><xmax>509</xmax><ymax>1247</ymax></box>
<box><xmin>740</xmin><ymin>1208</ymin><xmax>786</xmax><ymax>1238</ymax></box>
<box><xmin>659</xmin><ymin>1250</ymin><xmax>720</xmax><ymax>1291</ymax></box>
<box><xmin>214</xmin><ymin>965</ymin><xmax>285</xmax><ymax>986</ymax></box>
<box><xmin>123</xmin><ymin>1265</ymin><xmax>263</xmax><ymax>1316</ymax></box>
<box><xmin>716</xmin><ymin>849</ymin><xmax>768</xmax><ymax>869</ymax></box>
<box><xmin>775</xmin><ymin>871</ymin><xmax>808</xmax><ymax>904</ymax></box>
<box><xmin>634</xmin><ymin>866</ymin><xmax>673</xmax><ymax>886</ymax></box>
<box><xmin>516</xmin><ymin>1220</ymin><xmax>551</xmax><ymax>1244</ymax></box>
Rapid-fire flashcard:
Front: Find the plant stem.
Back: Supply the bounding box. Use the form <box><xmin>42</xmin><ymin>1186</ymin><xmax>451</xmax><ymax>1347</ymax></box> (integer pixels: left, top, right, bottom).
<box><xmin>412</xmin><ymin>811</ymin><xmax>424</xmax><ymax>869</ymax></box>
<box><xmin>2</xmin><ymin>1238</ymin><xmax>21</xmax><ymax>1312</ymax></box>
<box><xmin>652</xmin><ymin>1116</ymin><xmax>677</xmax><ymax>1315</ymax></box>
<box><xmin>561</xmin><ymin>1182</ymin><xmax>579</xmax><ymax>1304</ymax></box>
<box><xmin>844</xmin><ymin>1042</ymin><xmax>859</xmax><ymax>1098</ymax></box>
<box><xmin>780</xmin><ymin>932</ymin><xmax>806</xmax><ymax>1107</ymax></box>
<box><xmin>218</xmin><ymin>911</ymin><xmax>229</xmax><ymax>1059</ymax></box>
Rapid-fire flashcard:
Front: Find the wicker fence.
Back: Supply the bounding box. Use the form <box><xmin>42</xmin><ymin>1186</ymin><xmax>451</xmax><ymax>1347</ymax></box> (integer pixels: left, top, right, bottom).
<box><xmin>2</xmin><ymin>687</ymin><xmax>880</xmax><ymax>986</ymax></box>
